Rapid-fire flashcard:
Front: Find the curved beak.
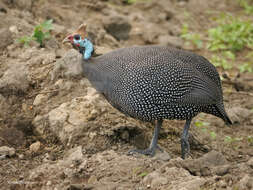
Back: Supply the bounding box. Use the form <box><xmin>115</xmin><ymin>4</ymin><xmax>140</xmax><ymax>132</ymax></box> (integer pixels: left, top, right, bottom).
<box><xmin>62</xmin><ymin>35</ymin><xmax>73</xmax><ymax>44</ymax></box>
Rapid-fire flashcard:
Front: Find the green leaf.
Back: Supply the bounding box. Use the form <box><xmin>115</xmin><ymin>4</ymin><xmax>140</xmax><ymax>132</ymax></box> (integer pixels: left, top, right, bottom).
<box><xmin>41</xmin><ymin>19</ymin><xmax>53</xmax><ymax>30</ymax></box>
<box><xmin>17</xmin><ymin>36</ymin><xmax>33</xmax><ymax>46</ymax></box>
<box><xmin>207</xmin><ymin>15</ymin><xmax>253</xmax><ymax>53</ymax></box>
<box><xmin>239</xmin><ymin>62</ymin><xmax>253</xmax><ymax>73</ymax></box>
<box><xmin>210</xmin><ymin>131</ymin><xmax>217</xmax><ymax>139</ymax></box>
<box><xmin>138</xmin><ymin>172</ymin><xmax>148</xmax><ymax>177</ymax></box>
<box><xmin>223</xmin><ymin>51</ymin><xmax>235</xmax><ymax>60</ymax></box>
<box><xmin>195</xmin><ymin>121</ymin><xmax>209</xmax><ymax>127</ymax></box>
<box><xmin>33</xmin><ymin>30</ymin><xmax>45</xmax><ymax>45</ymax></box>
<box><xmin>224</xmin><ymin>136</ymin><xmax>232</xmax><ymax>143</ymax></box>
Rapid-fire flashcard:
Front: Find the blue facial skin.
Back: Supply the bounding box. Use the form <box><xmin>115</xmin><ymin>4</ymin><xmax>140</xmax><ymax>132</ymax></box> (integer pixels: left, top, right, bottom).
<box><xmin>73</xmin><ymin>36</ymin><xmax>94</xmax><ymax>60</ymax></box>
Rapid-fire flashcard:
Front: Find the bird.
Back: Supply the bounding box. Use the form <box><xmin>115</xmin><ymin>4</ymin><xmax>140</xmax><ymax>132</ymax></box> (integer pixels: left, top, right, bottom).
<box><xmin>63</xmin><ymin>23</ymin><xmax>232</xmax><ymax>159</ymax></box>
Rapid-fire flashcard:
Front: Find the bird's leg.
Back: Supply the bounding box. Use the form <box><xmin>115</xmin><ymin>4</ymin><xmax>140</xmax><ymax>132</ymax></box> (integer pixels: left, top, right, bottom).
<box><xmin>128</xmin><ymin>120</ymin><xmax>163</xmax><ymax>157</ymax></box>
<box><xmin>181</xmin><ymin>119</ymin><xmax>192</xmax><ymax>159</ymax></box>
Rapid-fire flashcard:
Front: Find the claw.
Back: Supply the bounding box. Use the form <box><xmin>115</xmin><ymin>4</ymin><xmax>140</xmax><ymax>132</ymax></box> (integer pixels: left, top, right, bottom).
<box><xmin>128</xmin><ymin>148</ymin><xmax>156</xmax><ymax>157</ymax></box>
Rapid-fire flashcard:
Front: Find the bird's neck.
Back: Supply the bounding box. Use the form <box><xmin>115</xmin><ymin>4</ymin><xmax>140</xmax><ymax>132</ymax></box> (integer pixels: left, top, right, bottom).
<box><xmin>82</xmin><ymin>59</ymin><xmax>105</xmax><ymax>93</ymax></box>
<box><xmin>79</xmin><ymin>38</ymin><xmax>94</xmax><ymax>60</ymax></box>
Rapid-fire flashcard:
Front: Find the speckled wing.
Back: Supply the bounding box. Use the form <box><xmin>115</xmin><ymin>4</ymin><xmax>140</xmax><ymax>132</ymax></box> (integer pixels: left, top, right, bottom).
<box><xmin>89</xmin><ymin>45</ymin><xmax>221</xmax><ymax>108</ymax></box>
<box><xmin>150</xmin><ymin>57</ymin><xmax>221</xmax><ymax>107</ymax></box>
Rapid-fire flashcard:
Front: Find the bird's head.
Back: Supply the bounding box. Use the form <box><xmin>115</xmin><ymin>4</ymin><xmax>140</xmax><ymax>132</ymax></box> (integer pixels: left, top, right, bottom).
<box><xmin>63</xmin><ymin>23</ymin><xmax>94</xmax><ymax>60</ymax></box>
<box><xmin>62</xmin><ymin>23</ymin><xmax>87</xmax><ymax>49</ymax></box>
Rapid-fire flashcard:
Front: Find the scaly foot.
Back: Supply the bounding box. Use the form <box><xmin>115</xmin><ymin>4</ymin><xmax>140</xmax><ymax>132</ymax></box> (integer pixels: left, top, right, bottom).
<box><xmin>128</xmin><ymin>148</ymin><xmax>156</xmax><ymax>157</ymax></box>
<box><xmin>128</xmin><ymin>145</ymin><xmax>163</xmax><ymax>157</ymax></box>
<box><xmin>181</xmin><ymin>138</ymin><xmax>190</xmax><ymax>159</ymax></box>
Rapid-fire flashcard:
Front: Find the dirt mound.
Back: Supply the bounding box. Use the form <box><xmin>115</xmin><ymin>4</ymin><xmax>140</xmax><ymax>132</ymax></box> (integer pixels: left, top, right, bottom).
<box><xmin>0</xmin><ymin>0</ymin><xmax>253</xmax><ymax>189</ymax></box>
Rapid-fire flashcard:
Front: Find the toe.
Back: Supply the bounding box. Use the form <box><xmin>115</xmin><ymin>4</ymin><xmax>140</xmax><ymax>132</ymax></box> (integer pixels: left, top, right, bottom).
<box><xmin>128</xmin><ymin>148</ymin><xmax>155</xmax><ymax>157</ymax></box>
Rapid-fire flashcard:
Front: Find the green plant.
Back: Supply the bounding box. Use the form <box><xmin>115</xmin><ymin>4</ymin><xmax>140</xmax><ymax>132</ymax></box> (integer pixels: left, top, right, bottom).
<box><xmin>210</xmin><ymin>131</ymin><xmax>217</xmax><ymax>139</ymax></box>
<box><xmin>194</xmin><ymin>121</ymin><xmax>210</xmax><ymax>128</ymax></box>
<box><xmin>195</xmin><ymin>120</ymin><xmax>208</xmax><ymax>132</ymax></box>
<box><xmin>238</xmin><ymin>0</ymin><xmax>253</xmax><ymax>14</ymax></box>
<box><xmin>247</xmin><ymin>136</ymin><xmax>253</xmax><ymax>145</ymax></box>
<box><xmin>181</xmin><ymin>24</ymin><xmax>203</xmax><ymax>48</ymax></box>
<box><xmin>138</xmin><ymin>172</ymin><xmax>148</xmax><ymax>177</ymax></box>
<box><xmin>239</xmin><ymin>62</ymin><xmax>253</xmax><ymax>72</ymax></box>
<box><xmin>18</xmin><ymin>19</ymin><xmax>53</xmax><ymax>47</ymax></box>
<box><xmin>224</xmin><ymin>136</ymin><xmax>243</xmax><ymax>143</ymax></box>
<box><xmin>124</xmin><ymin>0</ymin><xmax>136</xmax><ymax>4</ymax></box>
<box><xmin>207</xmin><ymin>13</ymin><xmax>253</xmax><ymax>72</ymax></box>
<box><xmin>123</xmin><ymin>0</ymin><xmax>150</xmax><ymax>4</ymax></box>
<box><xmin>18</xmin><ymin>36</ymin><xmax>33</xmax><ymax>47</ymax></box>
<box><xmin>207</xmin><ymin>15</ymin><xmax>253</xmax><ymax>52</ymax></box>
<box><xmin>211</xmin><ymin>55</ymin><xmax>233</xmax><ymax>70</ymax></box>
<box><xmin>239</xmin><ymin>52</ymin><xmax>253</xmax><ymax>72</ymax></box>
<box><xmin>195</xmin><ymin>120</ymin><xmax>218</xmax><ymax>140</ymax></box>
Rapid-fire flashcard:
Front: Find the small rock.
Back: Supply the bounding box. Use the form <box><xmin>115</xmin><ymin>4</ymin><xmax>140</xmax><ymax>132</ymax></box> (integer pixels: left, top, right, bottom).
<box><xmin>152</xmin><ymin>150</ymin><xmax>171</xmax><ymax>161</ymax></box>
<box><xmin>54</xmin><ymin>79</ymin><xmax>64</xmax><ymax>88</ymax></box>
<box><xmin>120</xmin><ymin>130</ymin><xmax>129</xmax><ymax>141</ymax></box>
<box><xmin>0</xmin><ymin>64</ymin><xmax>30</xmax><ymax>93</ymax></box>
<box><xmin>88</xmin><ymin>175</ymin><xmax>98</xmax><ymax>184</ymax></box>
<box><xmin>51</xmin><ymin>49</ymin><xmax>83</xmax><ymax>80</ymax></box>
<box><xmin>238</xmin><ymin>175</ymin><xmax>253</xmax><ymax>190</ymax></box>
<box><xmin>182</xmin><ymin>151</ymin><xmax>227</xmax><ymax>176</ymax></box>
<box><xmin>227</xmin><ymin>107</ymin><xmax>251</xmax><ymax>124</ymax></box>
<box><xmin>0</xmin><ymin>127</ymin><xmax>25</xmax><ymax>146</ymax></box>
<box><xmin>9</xmin><ymin>25</ymin><xmax>18</xmax><ymax>34</ymax></box>
<box><xmin>141</xmin><ymin>23</ymin><xmax>161</xmax><ymax>44</ymax></box>
<box><xmin>213</xmin><ymin>165</ymin><xmax>230</xmax><ymax>176</ymax></box>
<box><xmin>33</xmin><ymin>94</ymin><xmax>47</xmax><ymax>106</ymax></box>
<box><xmin>29</xmin><ymin>141</ymin><xmax>41</xmax><ymax>153</ymax></box>
<box><xmin>0</xmin><ymin>155</ymin><xmax>6</xmax><ymax>160</ymax></box>
<box><xmin>103</xmin><ymin>14</ymin><xmax>131</xmax><ymax>40</ymax></box>
<box><xmin>46</xmin><ymin>181</ymin><xmax>52</xmax><ymax>186</ymax></box>
<box><xmin>0</xmin><ymin>146</ymin><xmax>15</xmax><ymax>157</ymax></box>
<box><xmin>21</xmin><ymin>103</ymin><xmax>28</xmax><ymax>111</ymax></box>
<box><xmin>158</xmin><ymin>35</ymin><xmax>183</xmax><ymax>48</ymax></box>
<box><xmin>88</xmin><ymin>132</ymin><xmax>97</xmax><ymax>140</ymax></box>
<box><xmin>218</xmin><ymin>180</ymin><xmax>227</xmax><ymax>188</ymax></box>
<box><xmin>68</xmin><ymin>184</ymin><xmax>84</xmax><ymax>190</ymax></box>
<box><xmin>247</xmin><ymin>157</ymin><xmax>253</xmax><ymax>168</ymax></box>
<box><xmin>0</xmin><ymin>2</ymin><xmax>7</xmax><ymax>13</ymax></box>
<box><xmin>64</xmin><ymin>146</ymin><xmax>83</xmax><ymax>163</ymax></box>
<box><xmin>32</xmin><ymin>115</ymin><xmax>46</xmax><ymax>136</ymax></box>
<box><xmin>13</xmin><ymin>0</ymin><xmax>32</xmax><ymax>10</ymax></box>
<box><xmin>0</xmin><ymin>28</ymin><xmax>13</xmax><ymax>50</ymax></box>
<box><xmin>55</xmin><ymin>49</ymin><xmax>66</xmax><ymax>59</ymax></box>
<box><xmin>44</xmin><ymin>37</ymin><xmax>59</xmax><ymax>49</ymax></box>
<box><xmin>18</xmin><ymin>154</ymin><xmax>24</xmax><ymax>159</ymax></box>
<box><xmin>143</xmin><ymin>171</ymin><xmax>167</xmax><ymax>188</ymax></box>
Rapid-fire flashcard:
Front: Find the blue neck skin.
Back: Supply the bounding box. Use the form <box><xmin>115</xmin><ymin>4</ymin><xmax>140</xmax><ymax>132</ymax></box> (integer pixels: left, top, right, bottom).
<box><xmin>74</xmin><ymin>37</ymin><xmax>94</xmax><ymax>60</ymax></box>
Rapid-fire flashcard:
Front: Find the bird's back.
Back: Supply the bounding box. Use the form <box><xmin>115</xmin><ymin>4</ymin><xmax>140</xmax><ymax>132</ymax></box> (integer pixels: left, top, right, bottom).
<box><xmin>82</xmin><ymin>46</ymin><xmax>227</xmax><ymax>122</ymax></box>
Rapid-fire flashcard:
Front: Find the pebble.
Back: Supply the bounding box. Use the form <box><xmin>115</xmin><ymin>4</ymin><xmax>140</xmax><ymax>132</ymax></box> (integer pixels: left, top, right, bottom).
<box><xmin>0</xmin><ymin>146</ymin><xmax>15</xmax><ymax>157</ymax></box>
<box><xmin>18</xmin><ymin>154</ymin><xmax>24</xmax><ymax>159</ymax></box>
<box><xmin>33</xmin><ymin>94</ymin><xmax>47</xmax><ymax>106</ymax></box>
<box><xmin>29</xmin><ymin>141</ymin><xmax>41</xmax><ymax>153</ymax></box>
<box><xmin>9</xmin><ymin>25</ymin><xmax>19</xmax><ymax>34</ymax></box>
<box><xmin>88</xmin><ymin>175</ymin><xmax>98</xmax><ymax>184</ymax></box>
<box><xmin>152</xmin><ymin>150</ymin><xmax>171</xmax><ymax>161</ymax></box>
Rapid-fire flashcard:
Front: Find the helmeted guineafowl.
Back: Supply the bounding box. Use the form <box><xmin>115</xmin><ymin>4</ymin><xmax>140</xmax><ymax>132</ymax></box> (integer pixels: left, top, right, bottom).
<box><xmin>63</xmin><ymin>24</ymin><xmax>232</xmax><ymax>159</ymax></box>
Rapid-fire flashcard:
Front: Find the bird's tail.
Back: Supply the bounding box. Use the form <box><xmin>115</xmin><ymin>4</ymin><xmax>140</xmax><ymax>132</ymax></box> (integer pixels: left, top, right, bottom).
<box><xmin>215</xmin><ymin>103</ymin><xmax>232</xmax><ymax>126</ymax></box>
<box><xmin>222</xmin><ymin>112</ymin><xmax>232</xmax><ymax>126</ymax></box>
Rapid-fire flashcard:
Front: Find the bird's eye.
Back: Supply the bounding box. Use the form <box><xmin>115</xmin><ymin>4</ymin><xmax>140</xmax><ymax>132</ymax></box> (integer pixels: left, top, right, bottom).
<box><xmin>74</xmin><ymin>35</ymin><xmax>80</xmax><ymax>40</ymax></box>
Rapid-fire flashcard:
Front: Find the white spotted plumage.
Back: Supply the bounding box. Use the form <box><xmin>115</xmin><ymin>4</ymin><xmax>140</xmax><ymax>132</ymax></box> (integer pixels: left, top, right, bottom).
<box><xmin>81</xmin><ymin>45</ymin><xmax>231</xmax><ymax>124</ymax></box>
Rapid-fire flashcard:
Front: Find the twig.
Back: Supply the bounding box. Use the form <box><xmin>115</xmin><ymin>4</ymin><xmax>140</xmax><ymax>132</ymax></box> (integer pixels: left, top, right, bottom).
<box><xmin>28</xmin><ymin>90</ymin><xmax>60</xmax><ymax>98</ymax></box>
<box><xmin>228</xmin><ymin>91</ymin><xmax>253</xmax><ymax>97</ymax></box>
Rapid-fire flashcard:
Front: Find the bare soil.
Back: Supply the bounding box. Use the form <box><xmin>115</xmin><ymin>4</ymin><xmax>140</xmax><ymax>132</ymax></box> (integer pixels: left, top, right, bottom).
<box><xmin>0</xmin><ymin>0</ymin><xmax>253</xmax><ymax>189</ymax></box>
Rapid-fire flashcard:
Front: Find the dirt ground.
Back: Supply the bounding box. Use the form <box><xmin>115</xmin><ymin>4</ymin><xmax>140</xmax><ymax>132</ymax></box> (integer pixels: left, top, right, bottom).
<box><xmin>0</xmin><ymin>0</ymin><xmax>253</xmax><ymax>189</ymax></box>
